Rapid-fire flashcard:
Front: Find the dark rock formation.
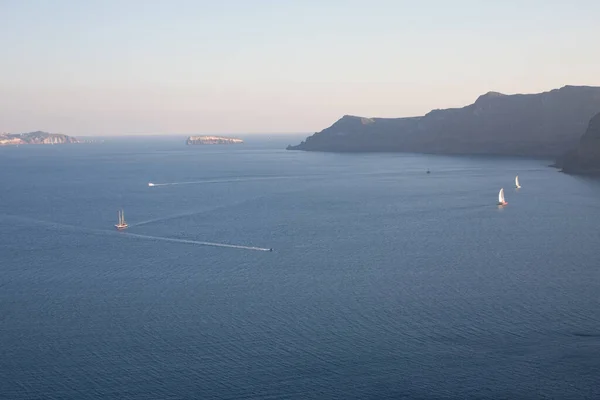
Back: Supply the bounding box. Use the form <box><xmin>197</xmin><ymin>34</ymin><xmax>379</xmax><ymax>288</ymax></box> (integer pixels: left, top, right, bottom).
<box><xmin>287</xmin><ymin>85</ymin><xmax>600</xmax><ymax>157</ymax></box>
<box><xmin>0</xmin><ymin>131</ymin><xmax>78</xmax><ymax>146</ymax></box>
<box><xmin>559</xmin><ymin>112</ymin><xmax>600</xmax><ymax>174</ymax></box>
<box><xmin>186</xmin><ymin>135</ymin><xmax>243</xmax><ymax>145</ymax></box>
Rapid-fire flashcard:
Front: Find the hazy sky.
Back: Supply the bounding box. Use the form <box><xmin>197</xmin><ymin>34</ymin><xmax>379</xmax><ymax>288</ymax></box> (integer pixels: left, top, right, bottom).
<box><xmin>2</xmin><ymin>0</ymin><xmax>599</xmax><ymax>135</ymax></box>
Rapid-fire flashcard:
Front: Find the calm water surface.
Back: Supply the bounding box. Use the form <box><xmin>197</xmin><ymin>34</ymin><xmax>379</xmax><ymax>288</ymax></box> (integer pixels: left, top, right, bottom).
<box><xmin>1</xmin><ymin>136</ymin><xmax>599</xmax><ymax>399</ymax></box>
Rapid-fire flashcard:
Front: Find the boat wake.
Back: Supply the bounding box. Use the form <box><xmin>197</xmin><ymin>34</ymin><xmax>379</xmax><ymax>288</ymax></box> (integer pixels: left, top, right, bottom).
<box><xmin>121</xmin><ymin>232</ymin><xmax>272</xmax><ymax>252</ymax></box>
<box><xmin>131</xmin><ymin>208</ymin><xmax>229</xmax><ymax>227</ymax></box>
<box><xmin>130</xmin><ymin>197</ymin><xmax>266</xmax><ymax>227</ymax></box>
<box><xmin>1</xmin><ymin>214</ymin><xmax>272</xmax><ymax>252</ymax></box>
<box><xmin>147</xmin><ymin>176</ymin><xmax>293</xmax><ymax>187</ymax></box>
<box><xmin>0</xmin><ymin>214</ymin><xmax>86</xmax><ymax>232</ymax></box>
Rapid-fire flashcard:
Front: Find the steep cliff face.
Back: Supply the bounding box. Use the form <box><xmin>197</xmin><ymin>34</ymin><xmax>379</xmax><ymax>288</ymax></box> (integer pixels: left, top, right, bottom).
<box><xmin>287</xmin><ymin>115</ymin><xmax>421</xmax><ymax>152</ymax></box>
<box><xmin>560</xmin><ymin>112</ymin><xmax>600</xmax><ymax>174</ymax></box>
<box><xmin>0</xmin><ymin>131</ymin><xmax>78</xmax><ymax>146</ymax></box>
<box><xmin>287</xmin><ymin>85</ymin><xmax>600</xmax><ymax>157</ymax></box>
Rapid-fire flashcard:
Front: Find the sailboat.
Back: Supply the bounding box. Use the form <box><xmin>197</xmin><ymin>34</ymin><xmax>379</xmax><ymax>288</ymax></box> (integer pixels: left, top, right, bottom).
<box><xmin>115</xmin><ymin>209</ymin><xmax>128</xmax><ymax>230</ymax></box>
<box><xmin>515</xmin><ymin>175</ymin><xmax>521</xmax><ymax>189</ymax></box>
<box><xmin>498</xmin><ymin>188</ymin><xmax>508</xmax><ymax>206</ymax></box>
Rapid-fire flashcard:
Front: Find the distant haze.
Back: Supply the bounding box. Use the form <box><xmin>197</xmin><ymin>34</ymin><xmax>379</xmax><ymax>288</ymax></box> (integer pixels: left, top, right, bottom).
<box><xmin>1</xmin><ymin>0</ymin><xmax>600</xmax><ymax>136</ymax></box>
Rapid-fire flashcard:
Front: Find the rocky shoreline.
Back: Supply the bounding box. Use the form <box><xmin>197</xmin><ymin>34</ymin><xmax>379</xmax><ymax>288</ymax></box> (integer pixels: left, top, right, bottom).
<box><xmin>0</xmin><ymin>131</ymin><xmax>79</xmax><ymax>146</ymax></box>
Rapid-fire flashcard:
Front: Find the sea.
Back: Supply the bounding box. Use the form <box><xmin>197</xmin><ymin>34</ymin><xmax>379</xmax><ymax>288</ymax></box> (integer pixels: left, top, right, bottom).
<box><xmin>1</xmin><ymin>135</ymin><xmax>599</xmax><ymax>400</ymax></box>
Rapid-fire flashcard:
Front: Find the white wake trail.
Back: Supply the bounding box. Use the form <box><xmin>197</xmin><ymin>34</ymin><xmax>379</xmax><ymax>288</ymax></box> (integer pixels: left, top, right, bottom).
<box><xmin>2</xmin><ymin>214</ymin><xmax>272</xmax><ymax>253</ymax></box>
<box><xmin>121</xmin><ymin>232</ymin><xmax>272</xmax><ymax>252</ymax></box>
<box><xmin>147</xmin><ymin>176</ymin><xmax>296</xmax><ymax>187</ymax></box>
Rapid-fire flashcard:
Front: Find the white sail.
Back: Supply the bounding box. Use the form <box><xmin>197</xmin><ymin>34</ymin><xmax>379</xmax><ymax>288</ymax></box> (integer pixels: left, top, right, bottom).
<box><xmin>498</xmin><ymin>188</ymin><xmax>505</xmax><ymax>203</ymax></box>
<box><xmin>515</xmin><ymin>175</ymin><xmax>520</xmax><ymax>188</ymax></box>
<box><xmin>115</xmin><ymin>209</ymin><xmax>128</xmax><ymax>229</ymax></box>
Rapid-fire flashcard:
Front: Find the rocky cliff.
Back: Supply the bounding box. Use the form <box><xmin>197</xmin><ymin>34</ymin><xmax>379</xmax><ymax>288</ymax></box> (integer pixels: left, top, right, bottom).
<box><xmin>186</xmin><ymin>135</ymin><xmax>243</xmax><ymax>145</ymax></box>
<box><xmin>287</xmin><ymin>85</ymin><xmax>600</xmax><ymax>157</ymax></box>
<box><xmin>0</xmin><ymin>131</ymin><xmax>79</xmax><ymax>146</ymax></box>
<box><xmin>559</xmin><ymin>112</ymin><xmax>600</xmax><ymax>174</ymax></box>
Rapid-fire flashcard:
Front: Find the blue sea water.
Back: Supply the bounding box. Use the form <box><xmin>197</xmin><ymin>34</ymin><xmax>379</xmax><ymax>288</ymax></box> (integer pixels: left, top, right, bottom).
<box><xmin>1</xmin><ymin>136</ymin><xmax>600</xmax><ymax>399</ymax></box>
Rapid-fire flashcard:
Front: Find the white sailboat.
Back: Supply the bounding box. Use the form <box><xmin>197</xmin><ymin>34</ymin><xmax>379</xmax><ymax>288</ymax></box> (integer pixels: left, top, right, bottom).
<box><xmin>498</xmin><ymin>188</ymin><xmax>507</xmax><ymax>206</ymax></box>
<box><xmin>115</xmin><ymin>209</ymin><xmax>128</xmax><ymax>230</ymax></box>
<box><xmin>515</xmin><ymin>175</ymin><xmax>521</xmax><ymax>189</ymax></box>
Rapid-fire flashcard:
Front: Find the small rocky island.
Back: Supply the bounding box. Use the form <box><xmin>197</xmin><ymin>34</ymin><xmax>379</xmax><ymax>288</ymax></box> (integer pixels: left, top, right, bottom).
<box><xmin>558</xmin><ymin>112</ymin><xmax>600</xmax><ymax>174</ymax></box>
<box><xmin>0</xmin><ymin>131</ymin><xmax>79</xmax><ymax>146</ymax></box>
<box><xmin>186</xmin><ymin>135</ymin><xmax>243</xmax><ymax>145</ymax></box>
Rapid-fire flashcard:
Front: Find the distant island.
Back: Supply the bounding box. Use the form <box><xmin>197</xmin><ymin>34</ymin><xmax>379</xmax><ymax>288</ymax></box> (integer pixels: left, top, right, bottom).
<box><xmin>287</xmin><ymin>85</ymin><xmax>600</xmax><ymax>158</ymax></box>
<box><xmin>186</xmin><ymin>135</ymin><xmax>243</xmax><ymax>145</ymax></box>
<box><xmin>0</xmin><ymin>131</ymin><xmax>79</xmax><ymax>146</ymax></box>
<box><xmin>557</xmin><ymin>112</ymin><xmax>600</xmax><ymax>174</ymax></box>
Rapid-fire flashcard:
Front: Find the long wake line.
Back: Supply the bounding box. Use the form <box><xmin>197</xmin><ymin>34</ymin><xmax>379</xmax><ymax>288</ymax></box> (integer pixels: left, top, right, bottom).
<box><xmin>121</xmin><ymin>232</ymin><xmax>272</xmax><ymax>252</ymax></box>
<box><xmin>1</xmin><ymin>214</ymin><xmax>272</xmax><ymax>252</ymax></box>
<box><xmin>148</xmin><ymin>176</ymin><xmax>290</xmax><ymax>187</ymax></box>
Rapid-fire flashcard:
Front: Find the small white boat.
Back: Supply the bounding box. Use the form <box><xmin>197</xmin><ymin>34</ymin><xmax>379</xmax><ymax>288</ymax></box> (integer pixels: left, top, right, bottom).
<box><xmin>515</xmin><ymin>175</ymin><xmax>521</xmax><ymax>189</ymax></box>
<box><xmin>498</xmin><ymin>188</ymin><xmax>507</xmax><ymax>206</ymax></box>
<box><xmin>148</xmin><ymin>182</ymin><xmax>155</xmax><ymax>187</ymax></box>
